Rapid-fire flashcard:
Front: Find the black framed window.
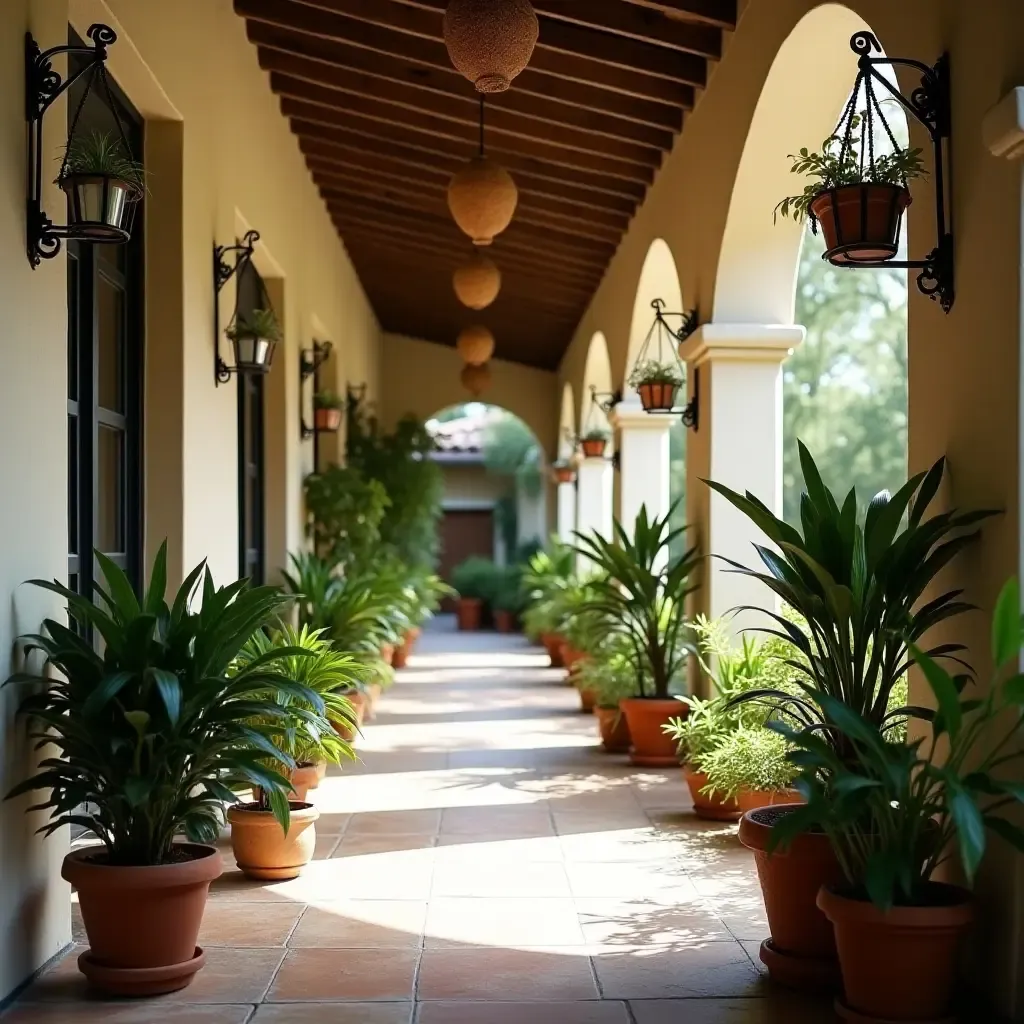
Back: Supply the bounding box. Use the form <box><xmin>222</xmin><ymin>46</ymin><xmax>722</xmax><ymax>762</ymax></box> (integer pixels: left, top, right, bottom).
<box><xmin>67</xmin><ymin>34</ymin><xmax>144</xmax><ymax>600</ymax></box>
<box><xmin>236</xmin><ymin>260</ymin><xmax>266</xmax><ymax>584</ymax></box>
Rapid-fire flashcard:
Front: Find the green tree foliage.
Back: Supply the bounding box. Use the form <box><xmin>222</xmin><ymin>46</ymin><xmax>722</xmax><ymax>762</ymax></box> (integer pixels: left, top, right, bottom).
<box><xmin>483</xmin><ymin>411</ymin><xmax>543</xmax><ymax>499</ymax></box>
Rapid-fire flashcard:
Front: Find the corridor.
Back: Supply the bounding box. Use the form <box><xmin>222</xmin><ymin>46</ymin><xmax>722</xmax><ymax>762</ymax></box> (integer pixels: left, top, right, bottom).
<box><xmin>3</xmin><ymin>620</ymin><xmax>829</xmax><ymax>1023</ymax></box>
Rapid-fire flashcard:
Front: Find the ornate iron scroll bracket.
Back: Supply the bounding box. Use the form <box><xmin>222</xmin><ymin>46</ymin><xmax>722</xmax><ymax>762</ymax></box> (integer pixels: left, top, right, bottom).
<box><xmin>213</xmin><ymin>230</ymin><xmax>260</xmax><ymax>385</ymax></box>
<box><xmin>300</xmin><ymin>340</ymin><xmax>333</xmax><ymax>441</ymax></box>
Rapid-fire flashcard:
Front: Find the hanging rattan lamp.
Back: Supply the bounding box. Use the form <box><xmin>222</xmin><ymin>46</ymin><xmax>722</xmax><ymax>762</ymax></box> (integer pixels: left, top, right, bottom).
<box><xmin>444</xmin><ymin>0</ymin><xmax>539</xmax><ymax>94</ymax></box>
<box><xmin>453</xmin><ymin>251</ymin><xmax>501</xmax><ymax>309</ymax></box>
<box><xmin>456</xmin><ymin>325</ymin><xmax>496</xmax><ymax>366</ymax></box>
<box><xmin>449</xmin><ymin>96</ymin><xmax>518</xmax><ymax>246</ymax></box>
<box><xmin>461</xmin><ymin>361</ymin><xmax>493</xmax><ymax>397</ymax></box>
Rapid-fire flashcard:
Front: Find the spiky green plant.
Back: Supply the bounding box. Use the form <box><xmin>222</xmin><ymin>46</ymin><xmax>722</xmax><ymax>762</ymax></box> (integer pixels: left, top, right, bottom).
<box><xmin>226</xmin><ymin>308</ymin><xmax>281</xmax><ymax>343</ymax></box>
<box><xmin>62</xmin><ymin>129</ymin><xmax>145</xmax><ymax>189</ymax></box>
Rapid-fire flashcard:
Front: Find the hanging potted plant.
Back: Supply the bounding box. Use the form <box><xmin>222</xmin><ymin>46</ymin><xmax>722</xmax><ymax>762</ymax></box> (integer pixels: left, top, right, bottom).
<box><xmin>775</xmin><ymin>114</ymin><xmax>925</xmax><ymax>263</ymax></box>
<box><xmin>708</xmin><ymin>443</ymin><xmax>995</xmax><ymax>992</ymax></box>
<box><xmin>225</xmin><ymin>307</ymin><xmax>281</xmax><ymax>374</ymax></box>
<box><xmin>579</xmin><ymin>428</ymin><xmax>610</xmax><ymax>459</ymax></box>
<box><xmin>313</xmin><ymin>390</ymin><xmax>344</xmax><ymax>433</ymax></box>
<box><xmin>4</xmin><ymin>543</ymin><xmax>311</xmax><ymax>996</ymax></box>
<box><xmin>552</xmin><ymin>459</ymin><xmax>576</xmax><ymax>485</ymax></box>
<box><xmin>628</xmin><ymin>360</ymin><xmax>683</xmax><ymax>413</ymax></box>
<box><xmin>59</xmin><ymin>129</ymin><xmax>145</xmax><ymax>241</ymax></box>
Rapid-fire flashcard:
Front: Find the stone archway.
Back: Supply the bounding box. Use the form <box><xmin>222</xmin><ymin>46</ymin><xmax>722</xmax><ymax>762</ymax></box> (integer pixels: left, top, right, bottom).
<box><xmin>577</xmin><ymin>333</ymin><xmax>614</xmax><ymax>543</ymax></box>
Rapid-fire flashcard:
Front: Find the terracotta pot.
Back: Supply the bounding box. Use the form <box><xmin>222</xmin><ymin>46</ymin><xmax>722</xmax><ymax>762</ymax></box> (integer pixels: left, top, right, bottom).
<box><xmin>809</xmin><ymin>183</ymin><xmax>911</xmax><ymax>264</ymax></box>
<box><xmin>314</xmin><ymin>760</ymin><xmax>328</xmax><ymax>784</ymax></box>
<box><xmin>62</xmin><ymin>843</ymin><xmax>222</xmax><ymax>995</ymax></box>
<box><xmin>393</xmin><ymin>631</ymin><xmax>414</xmax><ymax>668</ymax></box>
<box><xmin>228</xmin><ymin>802</ymin><xmax>320</xmax><ymax>881</ymax></box>
<box><xmin>735</xmin><ymin>788</ymin><xmax>803</xmax><ymax>814</ymax></box>
<box><xmin>334</xmin><ymin>688</ymin><xmax>366</xmax><ymax>742</ymax></box>
<box><xmin>595</xmin><ymin>705</ymin><xmax>631</xmax><ymax>753</ymax></box>
<box><xmin>364</xmin><ymin>680</ymin><xmax>384</xmax><ymax>721</ymax></box>
<box><xmin>580</xmin><ymin>438</ymin><xmax>607</xmax><ymax>459</ymax></box>
<box><xmin>638</xmin><ymin>381</ymin><xmax>680</xmax><ymax>412</ymax></box>
<box><xmin>456</xmin><ymin>597</ymin><xmax>483</xmax><ymax>630</ymax></box>
<box><xmin>739</xmin><ymin>805</ymin><xmax>844</xmax><ymax>992</ymax></box>
<box><xmin>818</xmin><ymin>883</ymin><xmax>973</xmax><ymax>1021</ymax></box>
<box><xmin>684</xmin><ymin>767</ymin><xmax>741</xmax><ymax>822</ymax></box>
<box><xmin>313</xmin><ymin>406</ymin><xmax>342</xmax><ymax>432</ymax></box>
<box><xmin>494</xmin><ymin>608</ymin><xmax>516</xmax><ymax>633</ymax></box>
<box><xmin>578</xmin><ymin>686</ymin><xmax>597</xmax><ymax>713</ymax></box>
<box><xmin>541</xmin><ymin>632</ymin><xmax>565</xmax><ymax>668</ymax></box>
<box><xmin>553</xmin><ymin>466</ymin><xmax>575</xmax><ymax>484</ymax></box>
<box><xmin>561</xmin><ymin>643</ymin><xmax>587</xmax><ymax>674</ymax></box>
<box><xmin>289</xmin><ymin>762</ymin><xmax>321</xmax><ymax>802</ymax></box>
<box><xmin>619</xmin><ymin>697</ymin><xmax>684</xmax><ymax>767</ymax></box>
<box><xmin>379</xmin><ymin>642</ymin><xmax>395</xmax><ymax>666</ymax></box>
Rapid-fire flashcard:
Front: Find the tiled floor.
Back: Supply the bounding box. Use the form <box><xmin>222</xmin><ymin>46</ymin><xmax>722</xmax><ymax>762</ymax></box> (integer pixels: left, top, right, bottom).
<box><xmin>3</xmin><ymin>618</ymin><xmax>832</xmax><ymax>1023</ymax></box>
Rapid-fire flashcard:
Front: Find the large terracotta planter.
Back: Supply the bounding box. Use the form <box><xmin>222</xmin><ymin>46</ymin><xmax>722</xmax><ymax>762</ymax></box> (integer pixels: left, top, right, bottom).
<box><xmin>735</xmin><ymin>788</ymin><xmax>803</xmax><ymax>814</ymax></box>
<box><xmin>818</xmin><ymin>883</ymin><xmax>973</xmax><ymax>1022</ymax></box>
<box><xmin>228</xmin><ymin>802</ymin><xmax>320</xmax><ymax>881</ymax></box>
<box><xmin>456</xmin><ymin>597</ymin><xmax>483</xmax><ymax>630</ymax></box>
<box><xmin>638</xmin><ymin>381</ymin><xmax>679</xmax><ymax>412</ymax></box>
<box><xmin>364</xmin><ymin>680</ymin><xmax>384</xmax><ymax>721</ymax></box>
<box><xmin>289</xmin><ymin>762</ymin><xmax>321</xmax><ymax>802</ymax></box>
<box><xmin>541</xmin><ymin>632</ymin><xmax>565</xmax><ymax>668</ymax></box>
<box><xmin>494</xmin><ymin>608</ymin><xmax>516</xmax><ymax>633</ymax></box>
<box><xmin>63</xmin><ymin>843</ymin><xmax>222</xmax><ymax>996</ymax></box>
<box><xmin>380</xmin><ymin>642</ymin><xmax>395</xmax><ymax>666</ymax></box>
<box><xmin>314</xmin><ymin>760</ymin><xmax>328</xmax><ymax>784</ymax></box>
<box><xmin>578</xmin><ymin>686</ymin><xmax>596</xmax><ymax>713</ymax></box>
<box><xmin>739</xmin><ymin>805</ymin><xmax>844</xmax><ymax>992</ymax></box>
<box><xmin>684</xmin><ymin>767</ymin><xmax>741</xmax><ymax>822</ymax></box>
<box><xmin>809</xmin><ymin>183</ymin><xmax>910</xmax><ymax>264</ymax></box>
<box><xmin>619</xmin><ymin>697</ymin><xmax>684</xmax><ymax>767</ymax></box>
<box><xmin>595</xmin><ymin>705</ymin><xmax>631</xmax><ymax>753</ymax></box>
<box><xmin>562</xmin><ymin>643</ymin><xmax>586</xmax><ymax>675</ymax></box>
<box><xmin>393</xmin><ymin>628</ymin><xmax>420</xmax><ymax>668</ymax></box>
<box><xmin>335</xmin><ymin>688</ymin><xmax>366</xmax><ymax>742</ymax></box>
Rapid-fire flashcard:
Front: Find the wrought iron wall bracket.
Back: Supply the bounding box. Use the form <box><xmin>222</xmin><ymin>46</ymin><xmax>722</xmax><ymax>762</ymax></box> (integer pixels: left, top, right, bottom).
<box><xmin>25</xmin><ymin>24</ymin><xmax>117</xmax><ymax>267</ymax></box>
<box><xmin>213</xmin><ymin>230</ymin><xmax>260</xmax><ymax>385</ymax></box>
<box><xmin>590</xmin><ymin>385</ymin><xmax>622</xmax><ymax>417</ymax></box>
<box><xmin>300</xmin><ymin>340</ymin><xmax>333</xmax><ymax>440</ymax></box>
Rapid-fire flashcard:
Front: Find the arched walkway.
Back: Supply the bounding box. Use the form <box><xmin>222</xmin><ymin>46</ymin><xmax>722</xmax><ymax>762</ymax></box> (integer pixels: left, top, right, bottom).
<box><xmin>577</xmin><ymin>334</ymin><xmax>615</xmax><ymax>543</ymax></box>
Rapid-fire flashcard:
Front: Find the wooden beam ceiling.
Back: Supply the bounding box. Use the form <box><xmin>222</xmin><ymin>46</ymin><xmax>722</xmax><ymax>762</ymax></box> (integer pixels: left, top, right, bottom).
<box><xmin>234</xmin><ymin>0</ymin><xmax>729</xmax><ymax>369</ymax></box>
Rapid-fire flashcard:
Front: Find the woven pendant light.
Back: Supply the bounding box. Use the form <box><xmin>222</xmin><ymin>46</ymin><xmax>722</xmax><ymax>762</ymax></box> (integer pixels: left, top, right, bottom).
<box><xmin>456</xmin><ymin>325</ymin><xmax>495</xmax><ymax>366</ymax></box>
<box><xmin>461</xmin><ymin>361</ymin><xmax>492</xmax><ymax>397</ymax></box>
<box><xmin>449</xmin><ymin>155</ymin><xmax>517</xmax><ymax>246</ymax></box>
<box><xmin>444</xmin><ymin>0</ymin><xmax>539</xmax><ymax>94</ymax></box>
<box><xmin>453</xmin><ymin>252</ymin><xmax>501</xmax><ymax>309</ymax></box>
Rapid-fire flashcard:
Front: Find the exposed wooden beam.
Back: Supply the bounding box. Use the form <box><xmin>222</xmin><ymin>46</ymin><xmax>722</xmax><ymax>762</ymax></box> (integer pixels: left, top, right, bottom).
<box><xmin>236</xmin><ymin>0</ymin><xmax>699</xmax><ymax>104</ymax></box>
<box><xmin>248</xmin><ymin>22</ymin><xmax>686</xmax><ymax>129</ymax></box>
<box><xmin>257</xmin><ymin>47</ymin><xmax>680</xmax><ymax>148</ymax></box>
<box><xmin>288</xmin><ymin>116</ymin><xmax>649</xmax><ymax>201</ymax></box>
<box><xmin>269</xmin><ymin>70</ymin><xmax>667</xmax><ymax>166</ymax></box>
<box><xmin>620</xmin><ymin>0</ymin><xmax>737</xmax><ymax>30</ymax></box>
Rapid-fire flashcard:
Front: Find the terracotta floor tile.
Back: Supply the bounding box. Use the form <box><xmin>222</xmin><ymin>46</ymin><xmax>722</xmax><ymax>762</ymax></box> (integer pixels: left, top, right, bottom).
<box><xmin>416</xmin><ymin>1001</ymin><xmax>630</xmax><ymax>1023</ymax></box>
<box><xmin>252</xmin><ymin>1003</ymin><xmax>414</xmax><ymax>1023</ymax></box>
<box><xmin>267</xmin><ymin>948</ymin><xmax>418</xmax><ymax>1001</ymax></box>
<box><xmin>425</xmin><ymin>897</ymin><xmax>584</xmax><ymax>947</ymax></box>
<box><xmin>629</xmin><ymin>994</ymin><xmax>833</xmax><ymax>1023</ymax></box>
<box><xmin>417</xmin><ymin>947</ymin><xmax>599</xmax><ymax>1001</ymax></box>
<box><xmin>434</xmin><ymin>834</ymin><xmax>564</xmax><ymax>862</ymax></box>
<box><xmin>431</xmin><ymin>861</ymin><xmax>571</xmax><ymax>898</ymax></box>
<box><xmin>593</xmin><ymin>943</ymin><xmax>763</xmax><ymax>999</ymax></box>
<box><xmin>332</xmin><ymin>834</ymin><xmax>436</xmax><ymax>858</ymax></box>
<box><xmin>0</xmin><ymin>1004</ymin><xmax>252</xmax><ymax>1023</ymax></box>
<box><xmin>575</xmin><ymin>898</ymin><xmax>733</xmax><ymax>947</ymax></box>
<box><xmin>440</xmin><ymin>805</ymin><xmax>553</xmax><ymax>835</ymax></box>
<box><xmin>290</xmin><ymin>901</ymin><xmax>427</xmax><ymax>948</ymax></box>
<box><xmin>564</xmin><ymin>862</ymin><xmax>696</xmax><ymax>901</ymax></box>
<box><xmin>346</xmin><ymin>810</ymin><xmax>442</xmax><ymax>835</ymax></box>
<box><xmin>199</xmin><ymin>901</ymin><xmax>304</xmax><ymax>946</ymax></box>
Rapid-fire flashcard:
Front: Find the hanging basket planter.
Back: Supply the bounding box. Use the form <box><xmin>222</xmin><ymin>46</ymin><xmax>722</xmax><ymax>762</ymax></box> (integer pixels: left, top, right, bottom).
<box><xmin>552</xmin><ymin>463</ymin><xmax>575</xmax><ymax>485</ymax></box>
<box><xmin>443</xmin><ymin>0</ymin><xmax>539</xmax><ymax>94</ymax></box>
<box><xmin>809</xmin><ymin>183</ymin><xmax>911</xmax><ymax>263</ymax></box>
<box><xmin>314</xmin><ymin>407</ymin><xmax>343</xmax><ymax>433</ymax></box>
<box><xmin>448</xmin><ymin>155</ymin><xmax>518</xmax><ymax>246</ymax></box>
<box><xmin>59</xmin><ymin>170</ymin><xmax>142</xmax><ymax>242</ymax></box>
<box><xmin>580</xmin><ymin>436</ymin><xmax>608</xmax><ymax>459</ymax></box>
<box><xmin>637</xmin><ymin>380</ymin><xmax>680</xmax><ymax>413</ymax></box>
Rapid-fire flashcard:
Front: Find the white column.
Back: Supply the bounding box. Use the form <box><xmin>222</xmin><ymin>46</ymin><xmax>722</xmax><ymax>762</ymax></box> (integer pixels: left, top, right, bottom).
<box><xmin>679</xmin><ymin>323</ymin><xmax>803</xmax><ymax>633</ymax></box>
<box><xmin>556</xmin><ymin>481</ymin><xmax>576</xmax><ymax>544</ymax></box>
<box><xmin>613</xmin><ymin>402</ymin><xmax>673</xmax><ymax>532</ymax></box>
<box><xmin>576</xmin><ymin>455</ymin><xmax>614</xmax><ymax>544</ymax></box>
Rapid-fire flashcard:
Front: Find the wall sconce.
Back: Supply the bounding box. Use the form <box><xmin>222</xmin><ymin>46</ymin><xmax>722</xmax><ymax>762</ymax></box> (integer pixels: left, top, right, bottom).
<box><xmin>300</xmin><ymin>341</ymin><xmax>335</xmax><ymax>440</ymax></box>
<box><xmin>213</xmin><ymin>230</ymin><xmax>280</xmax><ymax>385</ymax></box>
<box><xmin>26</xmin><ymin>24</ymin><xmax>143</xmax><ymax>267</ymax></box>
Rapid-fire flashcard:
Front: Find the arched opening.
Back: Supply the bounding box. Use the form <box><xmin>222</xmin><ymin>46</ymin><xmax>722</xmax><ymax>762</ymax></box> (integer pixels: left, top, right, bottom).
<box><xmin>579</xmin><ymin>331</ymin><xmax>614</xmax><ymax>444</ymax></box>
<box><xmin>625</xmin><ymin>239</ymin><xmax>684</xmax><ymax>393</ymax></box>
<box><xmin>577</xmin><ymin>333</ymin><xmax>615</xmax><ymax>544</ymax></box>
<box><xmin>558</xmin><ymin>382</ymin><xmax>576</xmax><ymax>460</ymax></box>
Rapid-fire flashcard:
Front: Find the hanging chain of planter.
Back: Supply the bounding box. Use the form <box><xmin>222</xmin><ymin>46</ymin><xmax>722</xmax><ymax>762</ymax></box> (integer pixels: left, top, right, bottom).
<box><xmin>786</xmin><ymin>33</ymin><xmax>953</xmax><ymax>311</ymax></box>
<box><xmin>26</xmin><ymin>24</ymin><xmax>145</xmax><ymax>268</ymax></box>
<box><xmin>213</xmin><ymin>230</ymin><xmax>281</xmax><ymax>385</ymax></box>
<box><xmin>628</xmin><ymin>299</ymin><xmax>700</xmax><ymax>430</ymax></box>
<box><xmin>300</xmin><ymin>340</ymin><xmax>336</xmax><ymax>441</ymax></box>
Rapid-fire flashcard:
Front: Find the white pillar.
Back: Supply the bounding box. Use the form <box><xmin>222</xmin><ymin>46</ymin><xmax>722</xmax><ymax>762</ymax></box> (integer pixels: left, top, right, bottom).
<box><xmin>679</xmin><ymin>324</ymin><xmax>803</xmax><ymax>633</ymax></box>
<box><xmin>576</xmin><ymin>455</ymin><xmax>613</xmax><ymax>543</ymax></box>
<box><xmin>613</xmin><ymin>401</ymin><xmax>673</xmax><ymax>533</ymax></box>
<box><xmin>556</xmin><ymin>481</ymin><xmax>576</xmax><ymax>544</ymax></box>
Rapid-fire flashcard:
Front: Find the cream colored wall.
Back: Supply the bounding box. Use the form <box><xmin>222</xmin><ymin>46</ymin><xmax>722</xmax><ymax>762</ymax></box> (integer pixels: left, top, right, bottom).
<box><xmin>440</xmin><ymin>463</ymin><xmax>508</xmax><ymax>506</ymax></box>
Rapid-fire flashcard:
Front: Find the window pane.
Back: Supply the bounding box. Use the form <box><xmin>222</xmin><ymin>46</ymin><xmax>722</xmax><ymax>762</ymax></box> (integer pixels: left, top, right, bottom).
<box><xmin>97</xmin><ymin>276</ymin><xmax>124</xmax><ymax>413</ymax></box>
<box><xmin>97</xmin><ymin>425</ymin><xmax>124</xmax><ymax>553</ymax></box>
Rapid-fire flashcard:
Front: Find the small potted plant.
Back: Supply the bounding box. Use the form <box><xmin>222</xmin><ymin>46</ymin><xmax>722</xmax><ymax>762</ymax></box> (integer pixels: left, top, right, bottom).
<box><xmin>579</xmin><ymin>428</ymin><xmax>610</xmax><ymax>459</ymax></box>
<box><xmin>576</xmin><ymin>640</ymin><xmax>637</xmax><ymax>753</ymax></box>
<box><xmin>552</xmin><ymin>459</ymin><xmax>576</xmax><ymax>485</ymax></box>
<box><xmin>225</xmin><ymin>307</ymin><xmax>281</xmax><ymax>373</ymax></box>
<box><xmin>697</xmin><ymin>727</ymin><xmax>799</xmax><ymax>814</ymax></box>
<box><xmin>313</xmin><ymin>390</ymin><xmax>344</xmax><ymax>432</ymax></box>
<box><xmin>4</xmin><ymin>543</ymin><xmax>309</xmax><ymax>996</ymax></box>
<box><xmin>450</xmin><ymin>556</ymin><xmax>494</xmax><ymax>631</ymax></box>
<box><xmin>774</xmin><ymin>117</ymin><xmax>925</xmax><ymax>263</ymax></box>
<box><xmin>59</xmin><ymin>129</ymin><xmax>145</xmax><ymax>240</ymax></box>
<box><xmin>492</xmin><ymin>566</ymin><xmax>524</xmax><ymax>634</ymax></box>
<box><xmin>628</xmin><ymin>360</ymin><xmax>683</xmax><ymax>412</ymax></box>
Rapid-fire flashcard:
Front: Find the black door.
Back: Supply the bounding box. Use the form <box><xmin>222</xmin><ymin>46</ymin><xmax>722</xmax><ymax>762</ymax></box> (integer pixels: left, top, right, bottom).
<box><xmin>67</xmin><ymin>42</ymin><xmax>144</xmax><ymax>600</ymax></box>
<box><xmin>236</xmin><ymin>259</ymin><xmax>266</xmax><ymax>584</ymax></box>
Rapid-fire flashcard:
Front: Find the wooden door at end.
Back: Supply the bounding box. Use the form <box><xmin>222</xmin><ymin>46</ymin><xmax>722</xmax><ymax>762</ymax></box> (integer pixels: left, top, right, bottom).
<box><xmin>438</xmin><ymin>509</ymin><xmax>494</xmax><ymax>611</ymax></box>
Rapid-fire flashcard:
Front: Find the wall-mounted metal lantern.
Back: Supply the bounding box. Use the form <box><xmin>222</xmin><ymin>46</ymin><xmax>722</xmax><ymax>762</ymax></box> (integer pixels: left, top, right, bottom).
<box><xmin>817</xmin><ymin>32</ymin><xmax>954</xmax><ymax>311</ymax></box>
<box><xmin>300</xmin><ymin>341</ymin><xmax>335</xmax><ymax>440</ymax></box>
<box><xmin>629</xmin><ymin>299</ymin><xmax>700</xmax><ymax>431</ymax></box>
<box><xmin>26</xmin><ymin>24</ymin><xmax>144</xmax><ymax>267</ymax></box>
<box><xmin>214</xmin><ymin>230</ymin><xmax>280</xmax><ymax>385</ymax></box>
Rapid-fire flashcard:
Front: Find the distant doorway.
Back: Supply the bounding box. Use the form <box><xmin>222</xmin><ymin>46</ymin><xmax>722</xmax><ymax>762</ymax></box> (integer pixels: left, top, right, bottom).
<box><xmin>438</xmin><ymin>509</ymin><xmax>494</xmax><ymax>610</ymax></box>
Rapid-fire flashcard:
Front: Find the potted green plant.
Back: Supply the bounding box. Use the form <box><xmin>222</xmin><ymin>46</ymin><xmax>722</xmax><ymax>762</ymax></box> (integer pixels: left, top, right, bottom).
<box><xmin>628</xmin><ymin>360</ymin><xmax>683</xmax><ymax>412</ymax></box>
<box><xmin>552</xmin><ymin>459</ymin><xmax>576</xmax><ymax>485</ymax></box>
<box><xmin>579</xmin><ymin>427</ymin><xmax>610</xmax><ymax>459</ymax></box>
<box><xmin>492</xmin><ymin>565</ymin><xmax>525</xmax><ymax>634</ymax></box>
<box><xmin>522</xmin><ymin>542</ymin><xmax>576</xmax><ymax>667</ymax></box>
<box><xmin>774</xmin><ymin>117</ymin><xmax>926</xmax><ymax>263</ymax></box>
<box><xmin>697</xmin><ymin>727</ymin><xmax>799</xmax><ymax>814</ymax></box>
<box><xmin>59</xmin><ymin>129</ymin><xmax>145</xmax><ymax>240</ymax></box>
<box><xmin>707</xmin><ymin>443</ymin><xmax>995</xmax><ymax>991</ymax></box>
<box><xmin>575</xmin><ymin>638</ymin><xmax>638</xmax><ymax>752</ymax></box>
<box><xmin>574</xmin><ymin>504</ymin><xmax>700</xmax><ymax>766</ymax></box>
<box><xmin>450</xmin><ymin>556</ymin><xmax>495</xmax><ymax>630</ymax></box>
<box><xmin>4</xmin><ymin>543</ymin><xmax>312</xmax><ymax>996</ymax></box>
<box><xmin>313</xmin><ymin>390</ymin><xmax>344</xmax><ymax>432</ymax></box>
<box><xmin>225</xmin><ymin>307</ymin><xmax>281</xmax><ymax>373</ymax></box>
<box><xmin>771</xmin><ymin>579</ymin><xmax>1024</xmax><ymax>1021</ymax></box>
